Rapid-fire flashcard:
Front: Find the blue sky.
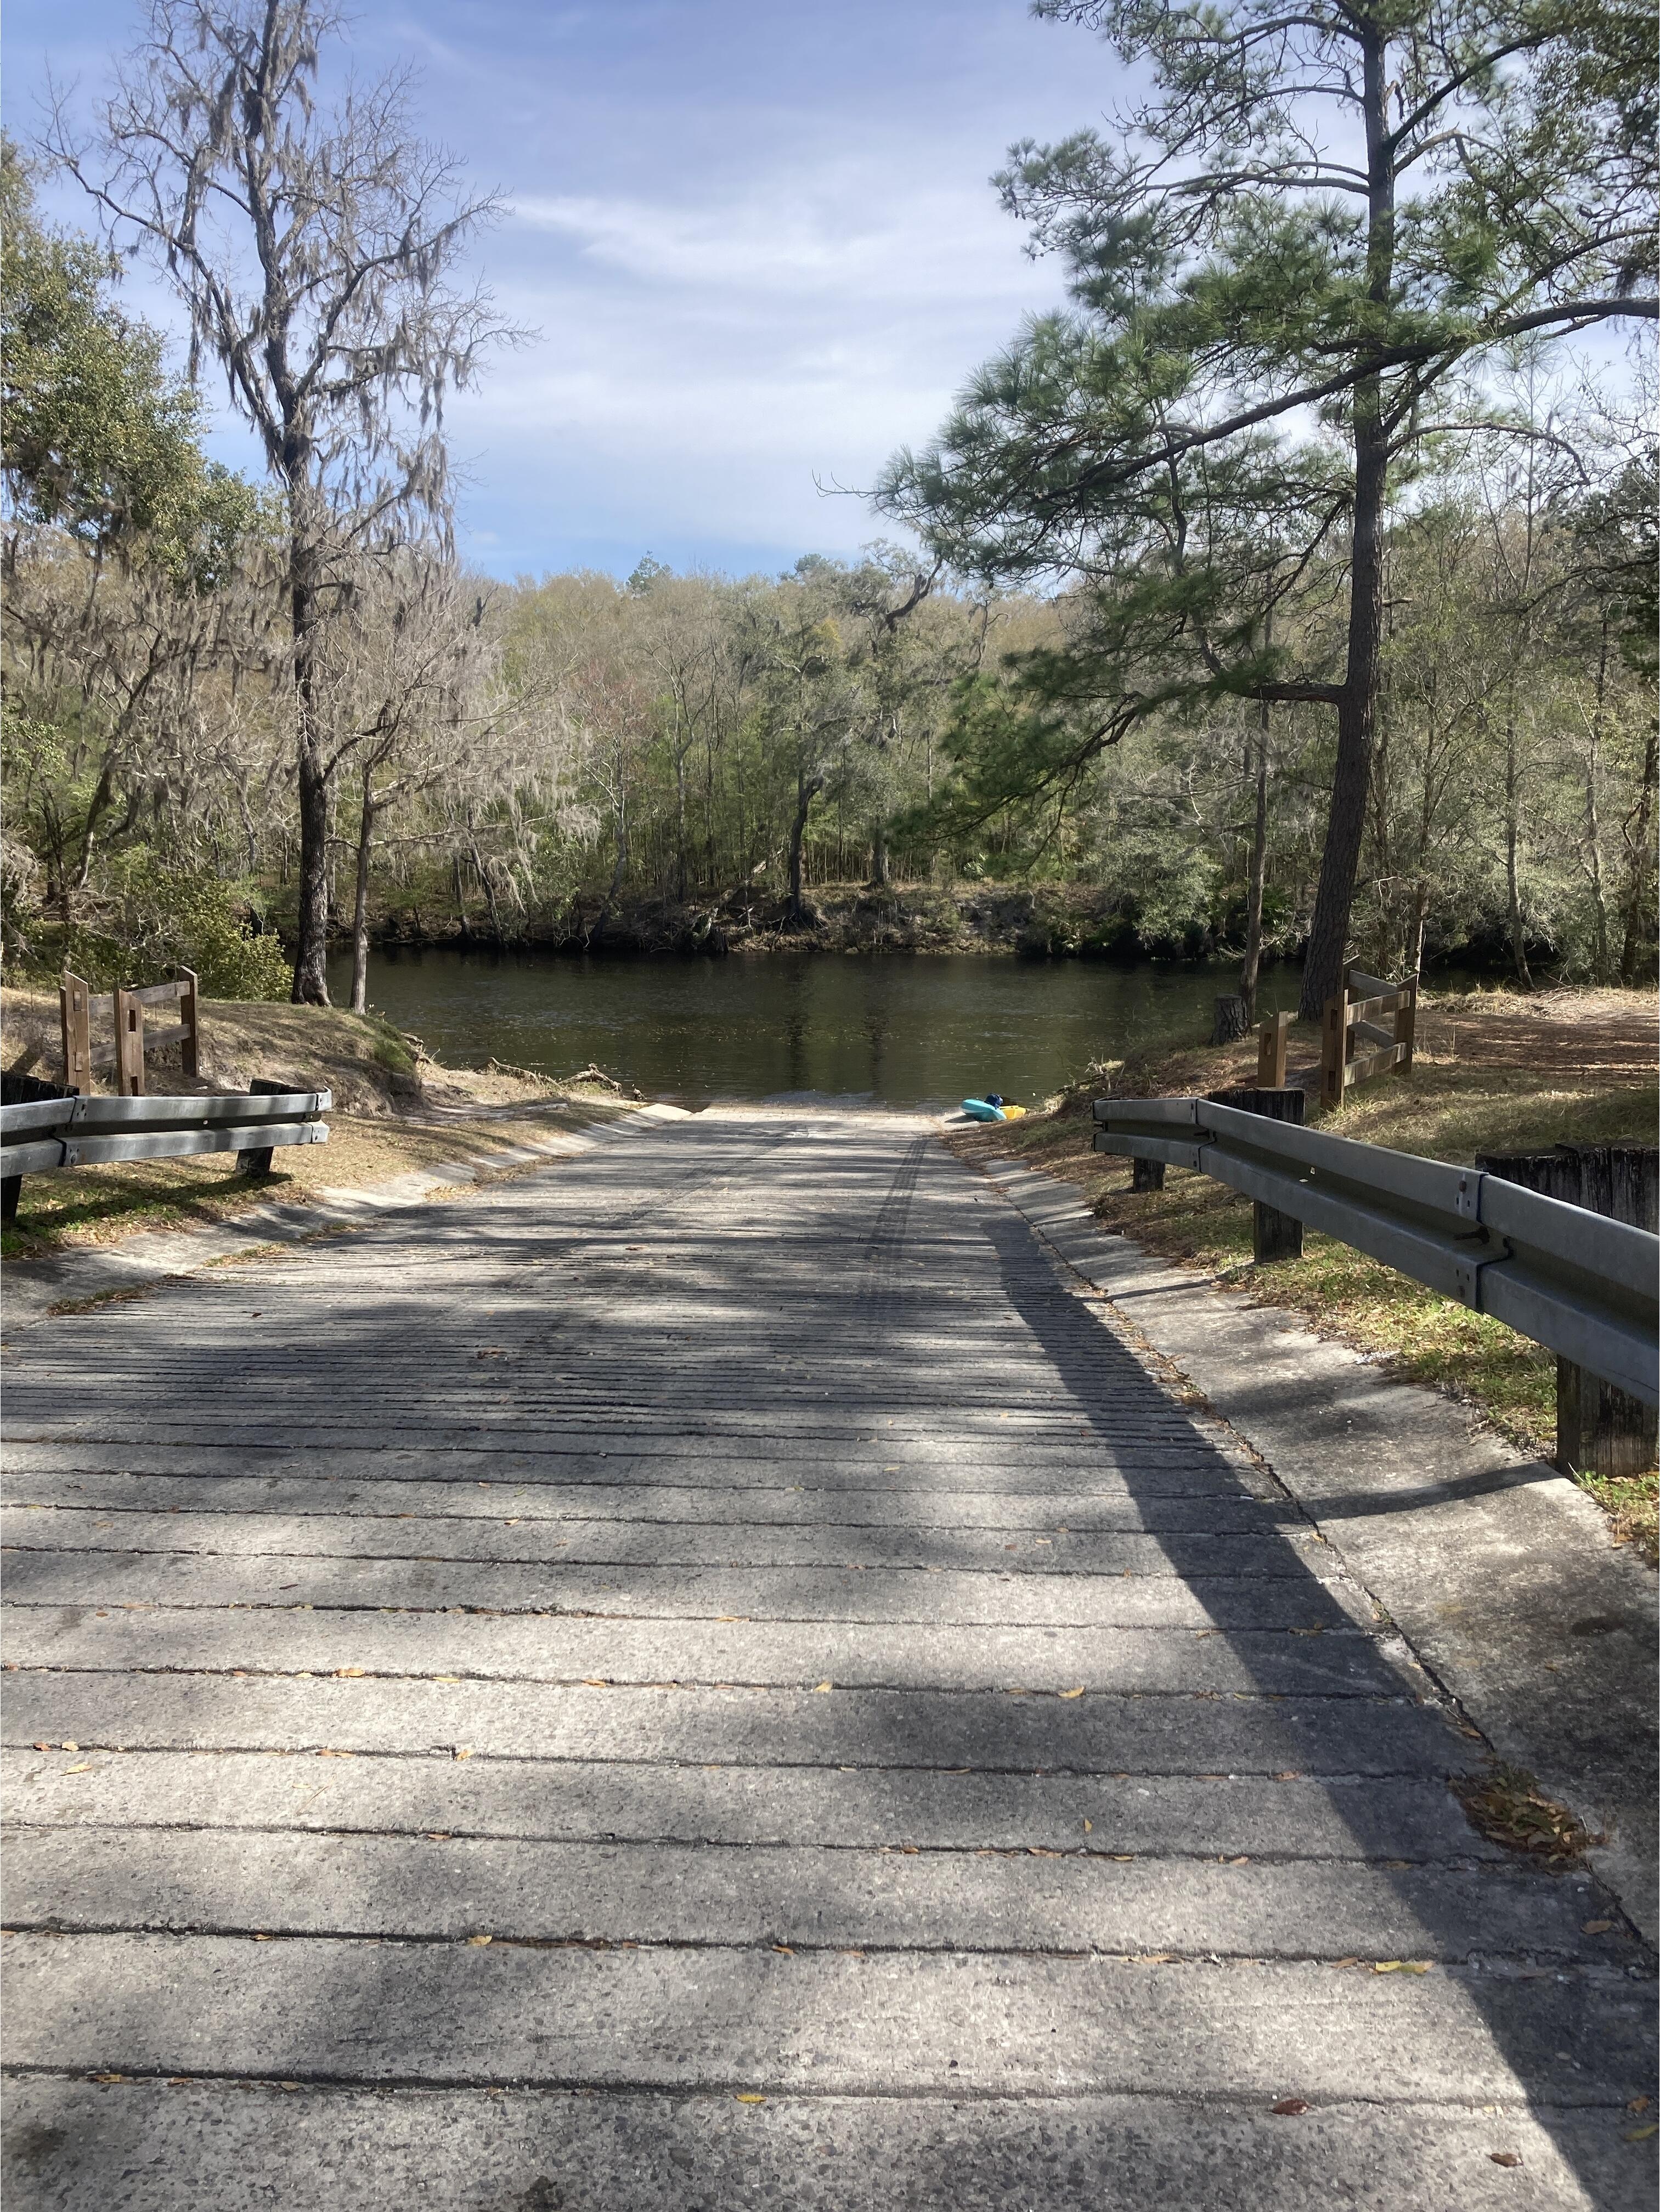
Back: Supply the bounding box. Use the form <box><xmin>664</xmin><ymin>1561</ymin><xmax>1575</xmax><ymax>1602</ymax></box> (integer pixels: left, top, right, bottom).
<box><xmin>7</xmin><ymin>1</ymin><xmax>1114</xmax><ymax>581</ymax></box>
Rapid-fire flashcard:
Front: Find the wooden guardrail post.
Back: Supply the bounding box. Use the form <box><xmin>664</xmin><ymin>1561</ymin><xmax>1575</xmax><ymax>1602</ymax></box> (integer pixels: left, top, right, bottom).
<box><xmin>111</xmin><ymin>986</ymin><xmax>145</xmax><ymax>1096</ymax></box>
<box><xmin>1131</xmin><ymin>1157</ymin><xmax>1165</xmax><ymax>1192</ymax></box>
<box><xmin>237</xmin><ymin>1077</ymin><xmax>287</xmax><ymax>1178</ymax></box>
<box><xmin>1476</xmin><ymin>1144</ymin><xmax>1659</xmax><ymax>1480</ymax></box>
<box><xmin>1257</xmin><ymin>1011</ymin><xmax>1290</xmax><ymax>1088</ymax></box>
<box><xmin>1208</xmin><ymin>1085</ymin><xmax>1305</xmax><ymax>1261</ymax></box>
<box><xmin>60</xmin><ymin>974</ymin><xmax>93</xmax><ymax>1094</ymax></box>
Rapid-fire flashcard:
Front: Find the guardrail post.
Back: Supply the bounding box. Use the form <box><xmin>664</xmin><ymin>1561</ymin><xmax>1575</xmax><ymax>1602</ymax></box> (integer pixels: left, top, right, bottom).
<box><xmin>1319</xmin><ymin>992</ymin><xmax>1347</xmax><ymax>1111</ymax></box>
<box><xmin>236</xmin><ymin>1077</ymin><xmax>287</xmax><ymax>1178</ymax></box>
<box><xmin>1477</xmin><ymin>1143</ymin><xmax>1658</xmax><ymax>1479</ymax></box>
<box><xmin>177</xmin><ymin>967</ymin><xmax>200</xmax><ymax>1080</ymax></box>
<box><xmin>1256</xmin><ymin>1012</ymin><xmax>1290</xmax><ymax>1088</ymax></box>
<box><xmin>1131</xmin><ymin>1158</ymin><xmax>1166</xmax><ymax>1192</ymax></box>
<box><xmin>111</xmin><ymin>986</ymin><xmax>145</xmax><ymax>1097</ymax></box>
<box><xmin>1208</xmin><ymin>1085</ymin><xmax>1306</xmax><ymax>1261</ymax></box>
<box><xmin>60</xmin><ymin>974</ymin><xmax>93</xmax><ymax>1095</ymax></box>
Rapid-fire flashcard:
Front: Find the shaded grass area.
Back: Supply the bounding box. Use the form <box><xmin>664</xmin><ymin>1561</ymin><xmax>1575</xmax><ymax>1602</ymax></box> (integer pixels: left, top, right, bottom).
<box><xmin>1</xmin><ymin>1101</ymin><xmax>634</xmax><ymax>1262</ymax></box>
<box><xmin>1</xmin><ymin>989</ymin><xmax>641</xmax><ymax>1262</ymax></box>
<box><xmin>954</xmin><ymin>986</ymin><xmax>1657</xmax><ymax>1564</ymax></box>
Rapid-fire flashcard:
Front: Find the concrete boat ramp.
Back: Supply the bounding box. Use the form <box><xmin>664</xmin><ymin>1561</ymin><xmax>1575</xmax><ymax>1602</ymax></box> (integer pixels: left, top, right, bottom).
<box><xmin>1</xmin><ymin>1104</ymin><xmax>1653</xmax><ymax>2208</ymax></box>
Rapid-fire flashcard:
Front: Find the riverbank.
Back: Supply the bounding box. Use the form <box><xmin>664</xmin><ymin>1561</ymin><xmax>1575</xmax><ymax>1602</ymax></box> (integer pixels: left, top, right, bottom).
<box><xmin>950</xmin><ymin>985</ymin><xmax>1658</xmax><ymax>1560</ymax></box>
<box><xmin>374</xmin><ymin>880</ymin><xmax>1256</xmax><ymax>960</ymax></box>
<box><xmin>0</xmin><ymin>989</ymin><xmax>641</xmax><ymax>1262</ymax></box>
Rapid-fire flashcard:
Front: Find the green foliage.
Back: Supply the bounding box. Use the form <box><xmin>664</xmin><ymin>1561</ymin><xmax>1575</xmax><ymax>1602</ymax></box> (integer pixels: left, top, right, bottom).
<box><xmin>0</xmin><ymin>139</ymin><xmax>256</xmax><ymax>584</ymax></box>
<box><xmin>26</xmin><ymin>857</ymin><xmax>291</xmax><ymax>999</ymax></box>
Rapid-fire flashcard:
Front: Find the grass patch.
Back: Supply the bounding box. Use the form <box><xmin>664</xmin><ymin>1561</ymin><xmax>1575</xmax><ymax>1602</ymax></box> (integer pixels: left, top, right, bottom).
<box><xmin>0</xmin><ymin>1101</ymin><xmax>634</xmax><ymax>1261</ymax></box>
<box><xmin>1574</xmin><ymin>1472</ymin><xmax>1659</xmax><ymax>1566</ymax></box>
<box><xmin>954</xmin><ymin>984</ymin><xmax>1656</xmax><ymax>1553</ymax></box>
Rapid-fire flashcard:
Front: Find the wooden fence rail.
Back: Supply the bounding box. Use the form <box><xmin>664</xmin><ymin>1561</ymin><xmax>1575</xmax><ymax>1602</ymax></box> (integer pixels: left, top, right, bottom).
<box><xmin>1320</xmin><ymin>964</ymin><xmax>1416</xmax><ymax>1110</ymax></box>
<box><xmin>61</xmin><ymin>970</ymin><xmax>199</xmax><ymax>1097</ymax></box>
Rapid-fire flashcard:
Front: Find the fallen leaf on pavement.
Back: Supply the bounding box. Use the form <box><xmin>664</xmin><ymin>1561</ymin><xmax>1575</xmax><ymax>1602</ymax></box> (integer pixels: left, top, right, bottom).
<box><xmin>1580</xmin><ymin>1919</ymin><xmax>1613</xmax><ymax>1934</ymax></box>
<box><xmin>1488</xmin><ymin>2152</ymin><xmax>1522</xmax><ymax>2167</ymax></box>
<box><xmin>1373</xmin><ymin>1960</ymin><xmax>1432</xmax><ymax>1974</ymax></box>
<box><xmin>467</xmin><ymin>1934</ymin><xmax>493</xmax><ymax>1946</ymax></box>
<box><xmin>1271</xmin><ymin>2099</ymin><xmax>1309</xmax><ymax>2117</ymax></box>
<box><xmin>735</xmin><ymin>2093</ymin><xmax>765</xmax><ymax>2104</ymax></box>
<box><xmin>1058</xmin><ymin>1687</ymin><xmax>1085</xmax><ymax>1700</ymax></box>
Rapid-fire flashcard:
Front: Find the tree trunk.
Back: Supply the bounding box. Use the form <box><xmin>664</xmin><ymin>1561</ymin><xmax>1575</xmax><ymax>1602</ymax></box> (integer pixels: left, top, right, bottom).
<box><xmin>1298</xmin><ymin>33</ymin><xmax>1392</xmax><ymax>1023</ymax></box>
<box><xmin>1504</xmin><ymin>715</ymin><xmax>1533</xmax><ymax>989</ymax></box>
<box><xmin>289</xmin><ymin>538</ymin><xmax>332</xmax><ymax>1005</ymax></box>
<box><xmin>349</xmin><ymin>774</ymin><xmax>376</xmax><ymax>1016</ymax></box>
<box><xmin>870</xmin><ymin>820</ymin><xmax>891</xmax><ymax>889</ymax></box>
<box><xmin>1619</xmin><ymin>723</ymin><xmax>1658</xmax><ymax>982</ymax></box>
<box><xmin>1240</xmin><ymin>694</ymin><xmax>1269</xmax><ymax>1022</ymax></box>
<box><xmin>1407</xmin><ymin>877</ymin><xmax>1430</xmax><ymax>985</ymax></box>
<box><xmin>1583</xmin><ymin>736</ymin><xmax>1611</xmax><ymax>985</ymax></box>
<box><xmin>674</xmin><ymin>745</ymin><xmax>688</xmax><ymax>902</ymax></box>
<box><xmin>1298</xmin><ymin>396</ymin><xmax>1385</xmax><ymax>1018</ymax></box>
<box><xmin>787</xmin><ymin>772</ymin><xmax>823</xmax><ymax>924</ymax></box>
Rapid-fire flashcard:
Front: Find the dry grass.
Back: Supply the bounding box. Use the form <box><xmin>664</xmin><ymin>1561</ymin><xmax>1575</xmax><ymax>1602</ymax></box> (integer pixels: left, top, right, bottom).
<box><xmin>955</xmin><ymin>984</ymin><xmax>1657</xmax><ymax>1559</ymax></box>
<box><xmin>0</xmin><ymin>989</ymin><xmax>639</xmax><ymax>1261</ymax></box>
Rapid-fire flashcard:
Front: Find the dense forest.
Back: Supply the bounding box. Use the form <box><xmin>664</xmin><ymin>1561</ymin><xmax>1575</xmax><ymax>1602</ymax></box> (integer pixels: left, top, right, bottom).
<box><xmin>2</xmin><ymin>0</ymin><xmax>1654</xmax><ymax>1015</ymax></box>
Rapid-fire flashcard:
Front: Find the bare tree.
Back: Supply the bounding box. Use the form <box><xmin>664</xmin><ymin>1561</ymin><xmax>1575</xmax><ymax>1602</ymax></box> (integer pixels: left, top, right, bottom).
<box><xmin>53</xmin><ymin>0</ymin><xmax>515</xmax><ymax>1001</ymax></box>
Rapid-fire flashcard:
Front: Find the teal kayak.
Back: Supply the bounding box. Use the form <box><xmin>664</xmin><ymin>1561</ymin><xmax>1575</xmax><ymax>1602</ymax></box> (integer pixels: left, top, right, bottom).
<box><xmin>961</xmin><ymin>1098</ymin><xmax>1006</xmax><ymax>1122</ymax></box>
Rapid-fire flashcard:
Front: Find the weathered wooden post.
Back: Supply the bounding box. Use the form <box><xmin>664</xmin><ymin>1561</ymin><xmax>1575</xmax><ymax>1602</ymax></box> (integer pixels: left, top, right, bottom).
<box><xmin>177</xmin><ymin>967</ymin><xmax>200</xmax><ymax>1080</ymax></box>
<box><xmin>237</xmin><ymin>1077</ymin><xmax>289</xmax><ymax>1178</ymax></box>
<box><xmin>1319</xmin><ymin>989</ymin><xmax>1348</xmax><ymax>1110</ymax></box>
<box><xmin>60</xmin><ymin>974</ymin><xmax>93</xmax><ymax>1095</ymax></box>
<box><xmin>111</xmin><ymin>986</ymin><xmax>145</xmax><ymax>1097</ymax></box>
<box><xmin>1131</xmin><ymin>1158</ymin><xmax>1166</xmax><ymax>1192</ymax></box>
<box><xmin>1257</xmin><ymin>1011</ymin><xmax>1290</xmax><ymax>1088</ymax></box>
<box><xmin>1475</xmin><ymin>1143</ymin><xmax>1659</xmax><ymax>1479</ymax></box>
<box><xmin>1393</xmin><ymin>973</ymin><xmax>1417</xmax><ymax>1077</ymax></box>
<box><xmin>1209</xmin><ymin>1085</ymin><xmax>1306</xmax><ymax>1261</ymax></box>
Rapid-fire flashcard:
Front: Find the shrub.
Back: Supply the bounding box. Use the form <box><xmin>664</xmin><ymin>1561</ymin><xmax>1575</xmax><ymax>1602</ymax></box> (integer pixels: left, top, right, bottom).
<box><xmin>38</xmin><ymin>856</ymin><xmax>293</xmax><ymax>998</ymax></box>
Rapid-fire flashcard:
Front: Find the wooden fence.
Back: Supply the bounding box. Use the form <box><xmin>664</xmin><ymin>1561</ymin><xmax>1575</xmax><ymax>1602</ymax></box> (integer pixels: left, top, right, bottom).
<box><xmin>61</xmin><ymin>970</ymin><xmax>199</xmax><ymax>1098</ymax></box>
<box><xmin>1320</xmin><ymin>965</ymin><xmax>1417</xmax><ymax>1110</ymax></box>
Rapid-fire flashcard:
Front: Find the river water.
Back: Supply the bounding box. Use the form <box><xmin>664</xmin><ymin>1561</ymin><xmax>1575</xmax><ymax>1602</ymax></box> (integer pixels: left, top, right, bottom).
<box><xmin>330</xmin><ymin>947</ymin><xmax>1317</xmax><ymax>1109</ymax></box>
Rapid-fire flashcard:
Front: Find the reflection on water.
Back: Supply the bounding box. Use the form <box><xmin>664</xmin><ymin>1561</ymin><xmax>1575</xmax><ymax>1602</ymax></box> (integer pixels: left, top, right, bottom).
<box><xmin>330</xmin><ymin>948</ymin><xmax>1315</xmax><ymax>1109</ymax></box>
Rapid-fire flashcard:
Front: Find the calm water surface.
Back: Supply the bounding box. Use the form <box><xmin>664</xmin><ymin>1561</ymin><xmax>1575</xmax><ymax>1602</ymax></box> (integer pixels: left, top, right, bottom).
<box><xmin>331</xmin><ymin>948</ymin><xmax>1312</xmax><ymax>1109</ymax></box>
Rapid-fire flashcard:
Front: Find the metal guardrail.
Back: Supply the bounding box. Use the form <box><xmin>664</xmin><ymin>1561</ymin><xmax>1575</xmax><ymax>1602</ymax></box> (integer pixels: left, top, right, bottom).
<box><xmin>1</xmin><ymin>1090</ymin><xmax>331</xmax><ymax>1215</ymax></box>
<box><xmin>1093</xmin><ymin>1095</ymin><xmax>1658</xmax><ymax>1408</ymax></box>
